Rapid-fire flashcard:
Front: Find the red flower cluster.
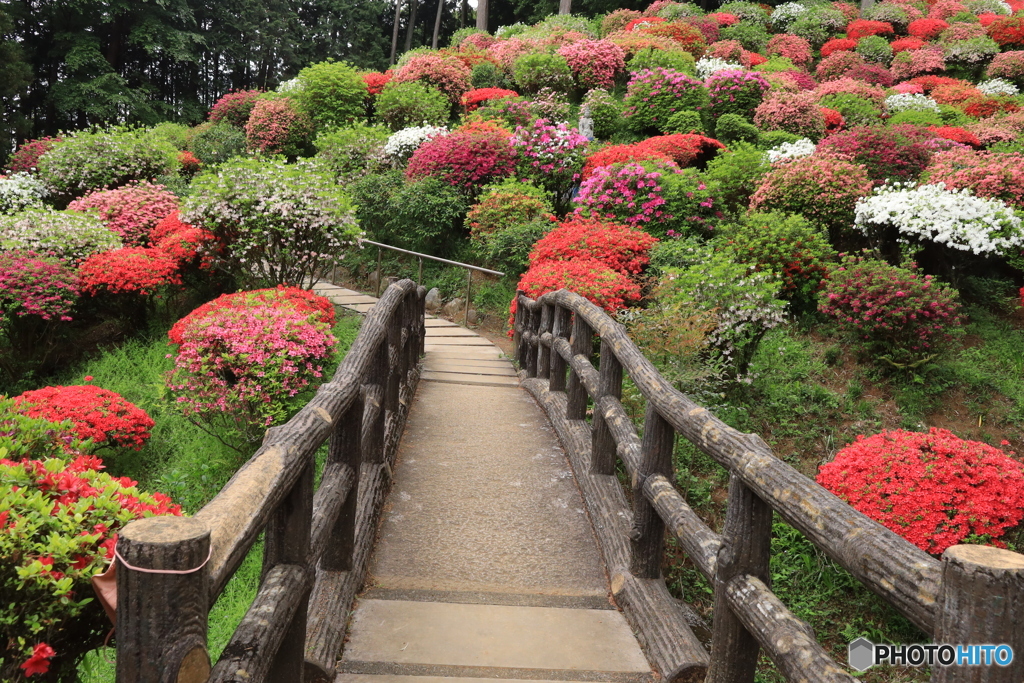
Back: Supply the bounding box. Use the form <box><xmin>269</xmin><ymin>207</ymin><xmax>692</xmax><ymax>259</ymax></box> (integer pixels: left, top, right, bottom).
<box><xmin>908</xmin><ymin>18</ymin><xmax>949</xmax><ymax>40</ymax></box>
<box><xmin>926</xmin><ymin>125</ymin><xmax>981</xmax><ymax>147</ymax></box>
<box><xmin>817</xmin><ymin>125</ymin><xmax>932</xmax><ymax>183</ymax></box>
<box><xmin>67</xmin><ymin>181</ymin><xmax>180</xmax><ymax>246</ymax></box>
<box><xmin>21</xmin><ymin>643</ymin><xmax>56</xmax><ymax>676</ymax></box>
<box><xmin>624</xmin><ymin>16</ymin><xmax>666</xmax><ymax>32</ymax></box>
<box><xmin>988</xmin><ymin>16</ymin><xmax>1024</xmax><ymax>47</ymax></box>
<box><xmin>461</xmin><ymin>87</ymin><xmax>519</xmax><ymax>111</ymax></box>
<box><xmin>178</xmin><ymin>150</ymin><xmax>201</xmax><ymax>177</ymax></box>
<box><xmin>78</xmin><ymin>247</ymin><xmax>182</xmax><ymax>296</ymax></box>
<box><xmin>363</xmin><ymin>71</ymin><xmax>393</xmax><ymax>96</ymax></box>
<box><xmin>4</xmin><ymin>137</ymin><xmax>60</xmax><ymax>174</ymax></box>
<box><xmin>910</xmin><ymin>74</ymin><xmax>968</xmax><ymax>93</ymax></box>
<box><xmin>818</xmin><ymin>429</ymin><xmax>1024</xmax><ymax>554</ymax></box>
<box><xmin>168</xmin><ymin>285</ymin><xmax>335</xmax><ymax>345</ymax></box>
<box><xmin>581</xmin><ymin>134</ymin><xmax>723</xmax><ymax>180</ymax></box>
<box><xmin>820</xmin><ymin>107</ymin><xmax>845</xmax><ymax>133</ymax></box>
<box><xmin>15</xmin><ymin>385</ymin><xmax>155</xmax><ymax>450</ymax></box>
<box><xmin>706</xmin><ymin>12</ymin><xmax>739</xmax><ymax>26</ymax></box>
<box><xmin>821</xmin><ymin>37</ymin><xmax>858</xmax><ymax>57</ymax></box>
<box><xmin>891</xmin><ymin>36</ymin><xmax>926</xmax><ymax>52</ymax></box>
<box><xmin>510</xmin><ymin>258</ymin><xmax>642</xmax><ymax>331</ymax></box>
<box><xmin>208</xmin><ymin>89</ymin><xmax>264</xmax><ymax>127</ymax></box>
<box><xmin>846</xmin><ymin>19</ymin><xmax>894</xmax><ymax>40</ymax></box>
<box><xmin>638</xmin><ymin>21</ymin><xmax>707</xmax><ymax>56</ymax></box>
<box><xmin>528</xmin><ymin>218</ymin><xmax>658</xmax><ymax>276</ymax></box>
<box><xmin>150</xmin><ymin>210</ymin><xmax>215</xmax><ymax>268</ymax></box>
<box><xmin>406</xmin><ymin>127</ymin><xmax>517</xmax><ymax>190</ymax></box>
<box><xmin>962</xmin><ymin>96</ymin><xmax>1020</xmax><ymax>118</ymax></box>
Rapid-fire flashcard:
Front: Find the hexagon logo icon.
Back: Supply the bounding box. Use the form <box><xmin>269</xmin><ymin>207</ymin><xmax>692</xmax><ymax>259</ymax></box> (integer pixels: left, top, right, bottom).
<box><xmin>848</xmin><ymin>638</ymin><xmax>875</xmax><ymax>672</ymax></box>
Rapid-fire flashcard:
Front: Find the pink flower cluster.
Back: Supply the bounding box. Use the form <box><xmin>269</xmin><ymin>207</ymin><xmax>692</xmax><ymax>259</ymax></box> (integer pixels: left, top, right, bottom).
<box><xmin>557</xmin><ymin>39</ymin><xmax>626</xmax><ymax>90</ymax></box>
<box><xmin>573</xmin><ymin>160</ymin><xmax>675</xmax><ymax>227</ymax></box>
<box><xmin>511</xmin><ymin>118</ymin><xmax>588</xmax><ymax>184</ymax></box>
<box><xmin>67</xmin><ymin>181</ymin><xmax>179</xmax><ymax>246</ymax></box>
<box><xmin>926</xmin><ymin>149</ymin><xmax>1024</xmax><ymax>208</ymax></box>
<box><xmin>766</xmin><ymin>33</ymin><xmax>813</xmax><ymax>67</ymax></box>
<box><xmin>244</xmin><ymin>97</ymin><xmax>315</xmax><ymax>156</ymax></box>
<box><xmin>812</xmin><ymin>77</ymin><xmax>888</xmax><ymax>105</ymax></box>
<box><xmin>754</xmin><ymin>91</ymin><xmax>826</xmax><ymax>139</ymax></box>
<box><xmin>394</xmin><ymin>52</ymin><xmax>472</xmax><ymax>104</ymax></box>
<box><xmin>705</xmin><ymin>69</ymin><xmax>770</xmax><ymax>119</ymax></box>
<box><xmin>891</xmin><ymin>47</ymin><xmax>946</xmax><ymax>80</ymax></box>
<box><xmin>0</xmin><ymin>252</ymin><xmax>79</xmax><ymax>322</ymax></box>
<box><xmin>406</xmin><ymin>128</ymin><xmax>517</xmax><ymax>191</ymax></box>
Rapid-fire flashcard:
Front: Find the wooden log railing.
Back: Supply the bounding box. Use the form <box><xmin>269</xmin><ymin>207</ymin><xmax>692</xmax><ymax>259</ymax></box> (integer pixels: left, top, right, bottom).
<box><xmin>514</xmin><ymin>288</ymin><xmax>1024</xmax><ymax>683</ymax></box>
<box><xmin>115</xmin><ymin>279</ymin><xmax>426</xmax><ymax>683</ymax></box>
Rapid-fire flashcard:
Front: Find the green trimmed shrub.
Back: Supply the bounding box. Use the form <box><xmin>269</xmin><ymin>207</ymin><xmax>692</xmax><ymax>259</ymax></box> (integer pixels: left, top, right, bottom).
<box><xmin>187</xmin><ymin>122</ymin><xmax>248</xmax><ymax>166</ymax></box>
<box><xmin>856</xmin><ymin>35</ymin><xmax>894</xmax><ymax>64</ymax></box>
<box><xmin>703</xmin><ymin>142</ymin><xmax>770</xmax><ymax>218</ymax></box>
<box><xmin>626</xmin><ymin>47</ymin><xmax>697</xmax><ymax>75</ymax></box>
<box><xmin>719</xmin><ymin>22</ymin><xmax>771</xmax><ymax>52</ymax></box>
<box><xmin>818</xmin><ymin>93</ymin><xmax>885</xmax><ymax>127</ymax></box>
<box><xmin>665</xmin><ymin>110</ymin><xmax>705</xmax><ymax>134</ymax></box>
<box><xmin>314</xmin><ymin>124</ymin><xmax>389</xmax><ymax>182</ymax></box>
<box><xmin>582</xmin><ymin>89</ymin><xmax>624</xmax><ymax>139</ymax></box>
<box><xmin>294</xmin><ymin>60</ymin><xmax>369</xmax><ymax>129</ymax></box>
<box><xmin>714</xmin><ymin>113</ymin><xmax>760</xmax><ymax>143</ymax></box>
<box><xmin>757</xmin><ymin>130</ymin><xmax>803</xmax><ymax>148</ymax></box>
<box><xmin>888</xmin><ymin>110</ymin><xmax>944</xmax><ymax>126</ymax></box>
<box><xmin>376</xmin><ymin>81</ymin><xmax>450</xmax><ymax>131</ymax></box>
<box><xmin>512</xmin><ymin>53</ymin><xmax>574</xmax><ymax>94</ymax></box>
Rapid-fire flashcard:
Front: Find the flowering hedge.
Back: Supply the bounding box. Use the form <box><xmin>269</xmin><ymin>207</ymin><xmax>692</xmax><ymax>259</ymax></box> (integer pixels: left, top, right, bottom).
<box><xmin>623</xmin><ymin>68</ymin><xmax>710</xmax><ymax>133</ymax></box>
<box><xmin>753</xmin><ymin>91</ymin><xmax>826</xmax><ymax>139</ymax></box>
<box><xmin>557</xmin><ymin>39</ymin><xmax>626</xmax><ymax>89</ymax></box>
<box><xmin>406</xmin><ymin>126</ymin><xmax>517</xmax><ymax>193</ymax></box>
<box><xmin>705</xmin><ymin>69</ymin><xmax>771</xmax><ymax>120</ymax></box>
<box><xmin>0</xmin><ymin>252</ymin><xmax>78</xmax><ymax>324</ymax></box>
<box><xmin>818</xmin><ymin>429</ymin><xmax>1024</xmax><ymax>553</ymax></box>
<box><xmin>510</xmin><ymin>119</ymin><xmax>588</xmax><ymax>201</ymax></box>
<box><xmin>816</xmin><ymin>125</ymin><xmax>933</xmax><ymax>183</ymax></box>
<box><xmin>527</xmin><ymin>218</ymin><xmax>658</xmax><ymax>275</ymax></box>
<box><xmin>14</xmin><ymin>384</ymin><xmax>154</xmax><ymax>450</ymax></box>
<box><xmin>244</xmin><ymin>97</ymin><xmax>315</xmax><ymax>157</ymax></box>
<box><xmin>0</xmin><ymin>173</ymin><xmax>48</xmax><ymax>215</ymax></box>
<box><xmin>67</xmin><ymin>181</ymin><xmax>179</xmax><ymax>246</ymax></box>
<box><xmin>925</xmin><ymin>149</ymin><xmax>1024</xmax><ymax>207</ymax></box>
<box><xmin>0</xmin><ymin>208</ymin><xmax>120</xmax><ymax>264</ymax></box>
<box><xmin>78</xmin><ymin>247</ymin><xmax>182</xmax><ymax>297</ymax></box>
<box><xmin>3</xmin><ymin>137</ymin><xmax>60</xmax><ymax>175</ymax></box>
<box><xmin>167</xmin><ymin>298</ymin><xmax>338</xmax><ymax>443</ymax></box>
<box><xmin>512</xmin><ymin>257</ymin><xmax>642</xmax><ymax>324</ymax></box>
<box><xmin>818</xmin><ymin>254</ymin><xmax>962</xmax><ymax>364</ymax></box>
<box><xmin>208</xmin><ymin>89</ymin><xmax>264</xmax><ymax>127</ymax></box>
<box><xmin>0</xmin><ymin>446</ymin><xmax>180</xmax><ymax>681</ymax></box>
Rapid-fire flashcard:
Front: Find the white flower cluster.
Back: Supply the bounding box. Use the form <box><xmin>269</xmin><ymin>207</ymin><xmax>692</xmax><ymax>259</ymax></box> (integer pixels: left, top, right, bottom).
<box><xmin>0</xmin><ymin>173</ymin><xmax>49</xmax><ymax>215</ymax></box>
<box><xmin>495</xmin><ymin>23</ymin><xmax>526</xmax><ymax>37</ymax></box>
<box><xmin>0</xmin><ymin>208</ymin><xmax>121</xmax><ymax>263</ymax></box>
<box><xmin>977</xmin><ymin>78</ymin><xmax>1020</xmax><ymax>96</ymax></box>
<box><xmin>764</xmin><ymin>138</ymin><xmax>816</xmax><ymax>164</ymax></box>
<box><xmin>277</xmin><ymin>78</ymin><xmax>303</xmax><ymax>94</ymax></box>
<box><xmin>696</xmin><ymin>57</ymin><xmax>744</xmax><ymax>80</ymax></box>
<box><xmin>854</xmin><ymin>182</ymin><xmax>1024</xmax><ymax>257</ymax></box>
<box><xmin>966</xmin><ymin>0</ymin><xmax>1012</xmax><ymax>14</ymax></box>
<box><xmin>383</xmin><ymin>125</ymin><xmax>448</xmax><ymax>162</ymax></box>
<box><xmin>770</xmin><ymin>2</ymin><xmax>808</xmax><ymax>28</ymax></box>
<box><xmin>884</xmin><ymin>93</ymin><xmax>941</xmax><ymax>113</ymax></box>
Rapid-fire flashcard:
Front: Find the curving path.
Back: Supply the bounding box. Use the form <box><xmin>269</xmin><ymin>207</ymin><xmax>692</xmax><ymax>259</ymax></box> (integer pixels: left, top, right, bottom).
<box><xmin>312</xmin><ymin>281</ymin><xmax>654</xmax><ymax>683</ymax></box>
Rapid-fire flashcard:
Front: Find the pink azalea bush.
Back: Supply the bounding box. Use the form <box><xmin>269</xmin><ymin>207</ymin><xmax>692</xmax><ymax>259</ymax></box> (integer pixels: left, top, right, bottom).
<box><xmin>510</xmin><ymin>118</ymin><xmax>589</xmax><ymax>199</ymax></box>
<box><xmin>573</xmin><ymin>160</ymin><xmax>675</xmax><ymax>228</ymax></box>
<box><xmin>891</xmin><ymin>48</ymin><xmax>947</xmax><ymax>80</ymax></box>
<box><xmin>705</xmin><ymin>69</ymin><xmax>771</xmax><ymax>119</ymax></box>
<box><xmin>244</xmin><ymin>97</ymin><xmax>315</xmax><ymax>157</ymax></box>
<box><xmin>208</xmin><ymin>90</ymin><xmax>264</xmax><ymax>127</ymax></box>
<box><xmin>406</xmin><ymin>125</ymin><xmax>517</xmax><ymax>193</ymax></box>
<box><xmin>394</xmin><ymin>52</ymin><xmax>472</xmax><ymax>104</ymax></box>
<box><xmin>67</xmin><ymin>181</ymin><xmax>178</xmax><ymax>246</ymax></box>
<box><xmin>0</xmin><ymin>252</ymin><xmax>79</xmax><ymax>324</ymax></box>
<box><xmin>925</xmin><ymin>149</ymin><xmax>1024</xmax><ymax>207</ymax></box>
<box><xmin>754</xmin><ymin>91</ymin><xmax>826</xmax><ymax>139</ymax></box>
<box><xmin>766</xmin><ymin>34</ymin><xmax>813</xmax><ymax>67</ymax></box>
<box><xmin>557</xmin><ymin>39</ymin><xmax>626</xmax><ymax>89</ymax></box>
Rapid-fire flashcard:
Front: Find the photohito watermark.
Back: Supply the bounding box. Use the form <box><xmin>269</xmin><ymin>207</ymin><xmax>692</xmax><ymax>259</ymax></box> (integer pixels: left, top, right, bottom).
<box><xmin>848</xmin><ymin>638</ymin><xmax>1014</xmax><ymax>671</ymax></box>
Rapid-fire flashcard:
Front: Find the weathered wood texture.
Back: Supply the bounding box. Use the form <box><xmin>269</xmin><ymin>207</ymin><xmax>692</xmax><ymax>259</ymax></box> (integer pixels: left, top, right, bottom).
<box><xmin>515</xmin><ymin>289</ymin><xmax>1024</xmax><ymax>683</ymax></box>
<box><xmin>116</xmin><ymin>281</ymin><xmax>425</xmax><ymax>683</ymax></box>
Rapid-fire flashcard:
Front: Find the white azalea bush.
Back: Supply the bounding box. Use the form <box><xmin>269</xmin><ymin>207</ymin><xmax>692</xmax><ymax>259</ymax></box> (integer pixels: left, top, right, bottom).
<box><xmin>383</xmin><ymin>125</ymin><xmax>448</xmax><ymax>164</ymax></box>
<box><xmin>696</xmin><ymin>57</ymin><xmax>745</xmax><ymax>80</ymax></box>
<box><xmin>0</xmin><ymin>174</ymin><xmax>49</xmax><ymax>215</ymax></box>
<box><xmin>770</xmin><ymin>2</ymin><xmax>808</xmax><ymax>29</ymax></box>
<box><xmin>854</xmin><ymin>182</ymin><xmax>1024</xmax><ymax>257</ymax></box>
<box><xmin>765</xmin><ymin>138</ymin><xmax>816</xmax><ymax>163</ymax></box>
<box><xmin>884</xmin><ymin>93</ymin><xmax>941</xmax><ymax>113</ymax></box>
<box><xmin>0</xmin><ymin>208</ymin><xmax>120</xmax><ymax>263</ymax></box>
<box><xmin>977</xmin><ymin>78</ymin><xmax>1020</xmax><ymax>96</ymax></box>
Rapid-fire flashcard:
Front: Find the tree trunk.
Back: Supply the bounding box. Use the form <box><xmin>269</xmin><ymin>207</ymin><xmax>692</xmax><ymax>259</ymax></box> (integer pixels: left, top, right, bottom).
<box><xmin>432</xmin><ymin>0</ymin><xmax>444</xmax><ymax>49</ymax></box>
<box><xmin>475</xmin><ymin>0</ymin><xmax>487</xmax><ymax>31</ymax></box>
<box><xmin>404</xmin><ymin>0</ymin><xmax>418</xmax><ymax>51</ymax></box>
<box><xmin>558</xmin><ymin>0</ymin><xmax>571</xmax><ymax>14</ymax></box>
<box><xmin>390</xmin><ymin>0</ymin><xmax>403</xmax><ymax>65</ymax></box>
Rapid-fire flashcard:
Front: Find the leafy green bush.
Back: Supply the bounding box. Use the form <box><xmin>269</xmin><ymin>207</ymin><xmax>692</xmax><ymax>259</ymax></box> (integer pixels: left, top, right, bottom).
<box><xmin>480</xmin><ymin>219</ymin><xmax>553</xmax><ymax>277</ymax></box>
<box><xmin>349</xmin><ymin>170</ymin><xmax>404</xmax><ymax>238</ymax></box>
<box><xmin>0</xmin><ymin>208</ymin><xmax>120</xmax><ymax>263</ymax></box>
<box><xmin>149</xmin><ymin>122</ymin><xmax>190</xmax><ymax>150</ymax></box>
<box><xmin>719</xmin><ymin>22</ymin><xmax>771</xmax><ymax>52</ymax></box>
<box><xmin>376</xmin><ymin>81</ymin><xmax>450</xmax><ymax>131</ymax></box>
<box><xmin>623</xmin><ymin>68</ymin><xmax>709</xmax><ymax>135</ymax></box>
<box><xmin>314</xmin><ymin>124</ymin><xmax>389</xmax><ymax>182</ymax></box>
<box><xmin>756</xmin><ymin>130</ymin><xmax>803</xmax><ymax>149</ymax></box>
<box><xmin>818</xmin><ymin>93</ymin><xmax>885</xmax><ymax>127</ymax></box>
<box><xmin>582</xmin><ymin>89</ymin><xmax>624</xmax><ymax>140</ymax></box>
<box><xmin>379</xmin><ymin>177</ymin><xmax>469</xmax><ymax>255</ymax></box>
<box><xmin>626</xmin><ymin>47</ymin><xmax>696</xmax><ymax>75</ymax></box>
<box><xmin>714</xmin><ymin>113</ymin><xmax>760</xmax><ymax>144</ymax></box>
<box><xmin>702</xmin><ymin>142</ymin><xmax>769</xmax><ymax>219</ymax></box>
<box><xmin>187</xmin><ymin>122</ymin><xmax>248</xmax><ymax>166</ymax></box>
<box><xmin>182</xmin><ymin>158</ymin><xmax>360</xmax><ymax>287</ymax></box>
<box><xmin>38</xmin><ymin>127</ymin><xmax>179</xmax><ymax>202</ymax></box>
<box><xmin>664</xmin><ymin>110</ymin><xmax>705</xmax><ymax>134</ymax></box>
<box><xmin>512</xmin><ymin>53</ymin><xmax>574</xmax><ymax>94</ymax></box>
<box><xmin>471</xmin><ymin>61</ymin><xmax>505</xmax><ymax>89</ymax></box>
<box><xmin>294</xmin><ymin>60</ymin><xmax>368</xmax><ymax>129</ymax></box>
<box><xmin>856</xmin><ymin>35</ymin><xmax>894</xmax><ymax>64</ymax></box>
<box><xmin>888</xmin><ymin>110</ymin><xmax>944</xmax><ymax>126</ymax></box>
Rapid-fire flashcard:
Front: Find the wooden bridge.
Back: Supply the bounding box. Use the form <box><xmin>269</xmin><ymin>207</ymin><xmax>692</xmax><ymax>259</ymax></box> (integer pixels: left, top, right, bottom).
<box><xmin>112</xmin><ymin>279</ymin><xmax>1024</xmax><ymax>683</ymax></box>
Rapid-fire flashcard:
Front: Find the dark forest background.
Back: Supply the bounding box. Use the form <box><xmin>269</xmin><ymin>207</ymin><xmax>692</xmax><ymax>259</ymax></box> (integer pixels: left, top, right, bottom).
<box><xmin>0</xmin><ymin>0</ymin><xmax>653</xmax><ymax>161</ymax></box>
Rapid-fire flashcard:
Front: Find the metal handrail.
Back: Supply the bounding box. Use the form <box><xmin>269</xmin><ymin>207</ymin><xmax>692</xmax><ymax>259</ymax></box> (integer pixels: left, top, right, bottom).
<box><xmin>361</xmin><ymin>239</ymin><xmax>504</xmax><ymax>326</ymax></box>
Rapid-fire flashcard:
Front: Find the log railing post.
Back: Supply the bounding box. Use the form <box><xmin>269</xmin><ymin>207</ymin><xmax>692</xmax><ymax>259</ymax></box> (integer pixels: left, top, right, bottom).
<box><xmin>525</xmin><ymin>303</ymin><xmax>539</xmax><ymax>378</ymax></box>
<box><xmin>384</xmin><ymin>288</ymin><xmax>401</xmax><ymax>416</ymax></box>
<box><xmin>116</xmin><ymin>516</ymin><xmax>212</xmax><ymax>683</ymax></box>
<box><xmin>566</xmin><ymin>314</ymin><xmax>593</xmax><ymax>420</ymax></box>
<box><xmin>706</xmin><ymin>473</ymin><xmax>773</xmax><ymax>683</ymax></box>
<box><xmin>537</xmin><ymin>302</ymin><xmax>553</xmax><ymax>381</ymax></box>
<box><xmin>513</xmin><ymin>291</ymin><xmax>526</xmax><ymax>368</ymax></box>
<box><xmin>549</xmin><ymin>305</ymin><xmax>572</xmax><ymax>392</ymax></box>
<box><xmin>417</xmin><ymin>287</ymin><xmax>426</xmax><ymax>357</ymax></box>
<box><xmin>933</xmin><ymin>545</ymin><xmax>1024</xmax><ymax>683</ymax></box>
<box><xmin>591</xmin><ymin>341</ymin><xmax>622</xmax><ymax>476</ymax></box>
<box><xmin>363</xmin><ymin>342</ymin><xmax>387</xmax><ymax>464</ymax></box>
<box><xmin>630</xmin><ymin>403</ymin><xmax>675</xmax><ymax>578</ymax></box>
<box><xmin>263</xmin><ymin>461</ymin><xmax>313</xmax><ymax>681</ymax></box>
<box><xmin>321</xmin><ymin>395</ymin><xmax>364</xmax><ymax>572</ymax></box>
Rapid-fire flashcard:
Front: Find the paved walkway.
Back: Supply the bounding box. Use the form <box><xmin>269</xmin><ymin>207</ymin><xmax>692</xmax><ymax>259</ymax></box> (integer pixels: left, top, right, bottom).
<box><xmin>311</xmin><ymin>282</ymin><xmax>654</xmax><ymax>683</ymax></box>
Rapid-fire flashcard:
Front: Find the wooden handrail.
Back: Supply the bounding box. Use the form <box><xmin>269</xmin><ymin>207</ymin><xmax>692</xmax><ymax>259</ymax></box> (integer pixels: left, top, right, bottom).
<box><xmin>114</xmin><ymin>279</ymin><xmax>426</xmax><ymax>683</ymax></box>
<box><xmin>515</xmin><ymin>288</ymin><xmax>1024</xmax><ymax>683</ymax></box>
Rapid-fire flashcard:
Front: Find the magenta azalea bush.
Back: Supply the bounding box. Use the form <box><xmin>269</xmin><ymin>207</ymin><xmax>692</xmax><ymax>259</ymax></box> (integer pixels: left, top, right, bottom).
<box><xmin>406</xmin><ymin>127</ymin><xmax>517</xmax><ymax>193</ymax></box>
<box><xmin>0</xmin><ymin>252</ymin><xmax>79</xmax><ymax>324</ymax></box>
<box><xmin>244</xmin><ymin>97</ymin><xmax>315</xmax><ymax>157</ymax></box>
<box><xmin>510</xmin><ymin>119</ymin><xmax>589</xmax><ymax>201</ymax></box>
<box><xmin>623</xmin><ymin>68</ymin><xmax>710</xmax><ymax>133</ymax></box>
<box><xmin>754</xmin><ymin>91</ymin><xmax>827</xmax><ymax>139</ymax></box>
<box><xmin>573</xmin><ymin>160</ymin><xmax>675</xmax><ymax>229</ymax></box>
<box><xmin>705</xmin><ymin>69</ymin><xmax>771</xmax><ymax>119</ymax></box>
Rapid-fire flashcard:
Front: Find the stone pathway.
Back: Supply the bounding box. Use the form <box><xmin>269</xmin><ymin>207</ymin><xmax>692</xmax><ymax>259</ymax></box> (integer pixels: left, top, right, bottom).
<box><xmin>311</xmin><ymin>281</ymin><xmax>654</xmax><ymax>683</ymax></box>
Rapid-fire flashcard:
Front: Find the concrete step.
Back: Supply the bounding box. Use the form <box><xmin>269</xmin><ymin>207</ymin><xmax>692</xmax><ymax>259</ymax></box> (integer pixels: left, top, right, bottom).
<box><xmin>421</xmin><ymin>372</ymin><xmax>519</xmax><ymax>387</ymax></box>
<box><xmin>424</xmin><ymin>327</ymin><xmax>480</xmax><ymax>337</ymax></box>
<box><xmin>422</xmin><ymin>362</ymin><xmax>517</xmax><ymax>377</ymax></box>
<box><xmin>342</xmin><ymin>599</ymin><xmax>650</xmax><ymax>673</ymax></box>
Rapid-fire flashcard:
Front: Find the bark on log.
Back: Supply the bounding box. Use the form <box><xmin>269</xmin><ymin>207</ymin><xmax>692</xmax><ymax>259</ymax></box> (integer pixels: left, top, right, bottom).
<box><xmin>115</xmin><ymin>516</ymin><xmax>211</xmax><ymax>683</ymax></box>
<box><xmin>537</xmin><ymin>303</ymin><xmax>552</xmax><ymax>380</ymax></box>
<box><xmin>567</xmin><ymin>315</ymin><xmax>593</xmax><ymax>419</ymax></box>
<box><xmin>208</xmin><ymin>564</ymin><xmax>313</xmax><ymax>683</ymax></box>
<box><xmin>521</xmin><ymin>376</ymin><xmax>710</xmax><ymax>680</ymax></box>
<box><xmin>642</xmin><ymin>474</ymin><xmax>721</xmax><ymax>581</ymax></box>
<box><xmin>592</xmin><ymin>341</ymin><xmax>623</xmax><ymax>476</ymax></box>
<box><xmin>725</xmin><ymin>574</ymin><xmax>856</xmax><ymax>683</ymax></box>
<box><xmin>632</xmin><ymin>404</ymin><xmax>675</xmax><ymax>580</ymax></box>
<box><xmin>308</xmin><ymin>462</ymin><xmax>355</xmax><ymax>569</ymax></box>
<box><xmin>522</xmin><ymin>290</ymin><xmax>942</xmax><ymax>633</ymax></box>
<box><xmin>933</xmin><ymin>545</ymin><xmax>1024</xmax><ymax>683</ymax></box>
<box><xmin>549</xmin><ymin>306</ymin><xmax>571</xmax><ymax>392</ymax></box>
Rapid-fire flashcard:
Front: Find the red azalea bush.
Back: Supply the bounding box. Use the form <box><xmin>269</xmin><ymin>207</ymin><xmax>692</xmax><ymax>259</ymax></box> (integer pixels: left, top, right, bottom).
<box><xmin>155</xmin><ymin>224</ymin><xmax>216</xmax><ymax>269</ymax></box>
<box><xmin>394</xmin><ymin>52</ymin><xmax>472</xmax><ymax>104</ymax></box>
<box><xmin>962</xmin><ymin>96</ymin><xmax>1020</xmax><ymax>118</ymax></box>
<box><xmin>66</xmin><ymin>181</ymin><xmax>179</xmax><ymax>246</ymax></box>
<box><xmin>891</xmin><ymin>36</ymin><xmax>927</xmax><ymax>52</ymax></box>
<box><xmin>208</xmin><ymin>89</ymin><xmax>264</xmax><ymax>127</ymax></box>
<box><xmin>754</xmin><ymin>91</ymin><xmax>827</xmax><ymax>139</ymax></box>
<box><xmin>891</xmin><ymin>47</ymin><xmax>947</xmax><ymax>80</ymax></box>
<box><xmin>167</xmin><ymin>285</ymin><xmax>335</xmax><ymax>345</ymax></box>
<box><xmin>625</xmin><ymin>16</ymin><xmax>667</xmax><ymax>32</ymax></box>
<box><xmin>461</xmin><ymin>87</ymin><xmax>519</xmax><ymax>111</ymax></box>
<box><xmin>78</xmin><ymin>247</ymin><xmax>182</xmax><ymax>296</ymax></box>
<box><xmin>405</xmin><ymin>126</ymin><xmax>517</xmax><ymax>192</ymax></box>
<box><xmin>750</xmin><ymin>155</ymin><xmax>874</xmax><ymax>233</ymax></box>
<box><xmin>638</xmin><ymin>21</ymin><xmax>707</xmax><ymax>57</ymax></box>
<box><xmin>0</xmin><ymin>450</ymin><xmax>181</xmax><ymax>681</ymax></box>
<box><xmin>682</xmin><ymin>16</ymin><xmax>722</xmax><ymax>43</ymax></box>
<box><xmin>707</xmin><ymin>39</ymin><xmax>745</xmax><ymax>61</ymax></box>
<box><xmin>818</xmin><ymin>428</ymin><xmax>1024</xmax><ymax>553</ymax></box>
<box><xmin>527</xmin><ymin>218</ymin><xmax>659</xmax><ymax>275</ymax></box>
<box><xmin>4</xmin><ymin>137</ymin><xmax>60</xmax><ymax>175</ymax></box>
<box><xmin>581</xmin><ymin>143</ymin><xmax>673</xmax><ymax>180</ymax></box>
<box><xmin>707</xmin><ymin>12</ymin><xmax>740</xmax><ymax>26</ymax></box>
<box><xmin>816</xmin><ymin>50</ymin><xmax>867</xmax><ymax>81</ymax></box>
<box><xmin>927</xmin><ymin>125</ymin><xmax>981</xmax><ymax>147</ymax></box>
<box><xmin>847</xmin><ymin>19</ymin><xmax>895</xmax><ymax>40</ymax></box>
<box><xmin>0</xmin><ymin>252</ymin><xmax>79</xmax><ymax>323</ymax></box>
<box><xmin>15</xmin><ymin>384</ymin><xmax>155</xmax><ymax>450</ymax></box>
<box><xmin>557</xmin><ymin>39</ymin><xmax>626</xmax><ymax>90</ymax></box>
<box><xmin>244</xmin><ymin>97</ymin><xmax>315</xmax><ymax>157</ymax></box>
<box><xmin>766</xmin><ymin>34</ymin><xmax>813</xmax><ymax>67</ymax></box>
<box><xmin>178</xmin><ymin>150</ymin><xmax>202</xmax><ymax>177</ymax></box>
<box><xmin>816</xmin><ymin>125</ymin><xmax>933</xmax><ymax>183</ymax></box>
<box><xmin>987</xmin><ymin>50</ymin><xmax>1024</xmax><ymax>80</ymax></box>
<box><xmin>818</xmin><ymin>254</ymin><xmax>961</xmax><ymax>362</ymax></box>
<box><xmin>821</xmin><ymin>37</ymin><xmax>858</xmax><ymax>57</ymax></box>
<box><xmin>635</xmin><ymin>134</ymin><xmax>725</xmax><ymax>169</ymax></box>
<box><xmin>930</xmin><ymin>81</ymin><xmax>985</xmax><ymax>104</ymax></box>
<box><xmin>842</xmin><ymin>63</ymin><xmax>894</xmax><ymax>86</ymax></box>
<box><xmin>911</xmin><ymin>74</ymin><xmax>969</xmax><ymax>92</ymax></box>
<box><xmin>909</xmin><ymin>17</ymin><xmax>950</xmax><ymax>39</ymax></box>
<box><xmin>925</xmin><ymin>149</ymin><xmax>1024</xmax><ymax>207</ymax></box>
<box><xmin>363</xmin><ymin>71</ymin><xmax>393</xmax><ymax>96</ymax></box>
<box><xmin>821</xmin><ymin>106</ymin><xmax>845</xmax><ymax>132</ymax></box>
